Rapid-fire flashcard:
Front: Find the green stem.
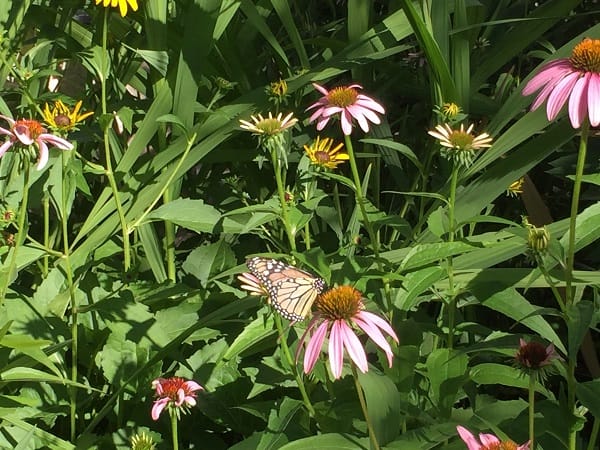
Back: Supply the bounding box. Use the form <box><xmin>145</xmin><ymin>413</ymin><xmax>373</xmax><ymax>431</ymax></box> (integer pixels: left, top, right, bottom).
<box><xmin>586</xmin><ymin>416</ymin><xmax>600</xmax><ymax>450</ymax></box>
<box><xmin>351</xmin><ymin>364</ymin><xmax>380</xmax><ymax>450</ymax></box>
<box><xmin>170</xmin><ymin>409</ymin><xmax>179</xmax><ymax>450</ymax></box>
<box><xmin>0</xmin><ymin>158</ymin><xmax>30</xmax><ymax>304</ymax></box>
<box><xmin>273</xmin><ymin>314</ymin><xmax>315</xmax><ymax>417</ymax></box>
<box><xmin>567</xmin><ymin>353</ymin><xmax>577</xmax><ymax>450</ymax></box>
<box><xmin>163</xmin><ymin>189</ymin><xmax>176</xmax><ymax>281</ymax></box>
<box><xmin>61</xmin><ymin>152</ymin><xmax>78</xmax><ymax>442</ymax></box>
<box><xmin>446</xmin><ymin>165</ymin><xmax>459</xmax><ymax>350</ymax></box>
<box><xmin>100</xmin><ymin>8</ymin><xmax>130</xmax><ymax>271</ymax></box>
<box><xmin>42</xmin><ymin>192</ymin><xmax>49</xmax><ymax>277</ymax></box>
<box><xmin>270</xmin><ymin>148</ymin><xmax>296</xmax><ymax>252</ymax></box>
<box><xmin>565</xmin><ymin>120</ymin><xmax>589</xmax><ymax>305</ymax></box>
<box><xmin>529</xmin><ymin>373</ymin><xmax>536</xmax><ymax>449</ymax></box>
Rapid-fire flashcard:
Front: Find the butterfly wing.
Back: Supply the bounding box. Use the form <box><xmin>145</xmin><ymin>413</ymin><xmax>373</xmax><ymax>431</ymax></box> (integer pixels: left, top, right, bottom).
<box><xmin>247</xmin><ymin>257</ymin><xmax>326</xmax><ymax>321</ymax></box>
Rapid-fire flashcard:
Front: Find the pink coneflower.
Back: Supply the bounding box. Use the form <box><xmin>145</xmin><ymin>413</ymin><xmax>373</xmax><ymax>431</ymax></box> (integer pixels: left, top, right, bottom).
<box><xmin>297</xmin><ymin>285</ymin><xmax>398</xmax><ymax>379</ymax></box>
<box><xmin>457</xmin><ymin>426</ymin><xmax>530</xmax><ymax>450</ymax></box>
<box><xmin>515</xmin><ymin>339</ymin><xmax>561</xmax><ymax>371</ymax></box>
<box><xmin>0</xmin><ymin>116</ymin><xmax>73</xmax><ymax>170</ymax></box>
<box><xmin>522</xmin><ymin>38</ymin><xmax>600</xmax><ymax>128</ymax></box>
<box><xmin>151</xmin><ymin>377</ymin><xmax>203</xmax><ymax>421</ymax></box>
<box><xmin>306</xmin><ymin>83</ymin><xmax>385</xmax><ymax>135</ymax></box>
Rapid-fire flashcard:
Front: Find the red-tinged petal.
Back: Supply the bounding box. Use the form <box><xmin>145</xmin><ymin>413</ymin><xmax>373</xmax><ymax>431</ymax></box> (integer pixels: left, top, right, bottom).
<box><xmin>36</xmin><ymin>140</ymin><xmax>49</xmax><ymax>170</ymax></box>
<box><xmin>546</xmin><ymin>71</ymin><xmax>579</xmax><ymax>121</ymax></box>
<box><xmin>185</xmin><ymin>396</ymin><xmax>197</xmax><ymax>407</ymax></box>
<box><xmin>40</xmin><ymin>134</ymin><xmax>74</xmax><ymax>150</ymax></box>
<box><xmin>151</xmin><ymin>398</ymin><xmax>168</xmax><ymax>421</ymax></box>
<box><xmin>306</xmin><ymin>101</ymin><xmax>324</xmax><ymax>112</ymax></box>
<box><xmin>456</xmin><ymin>426</ymin><xmax>481</xmax><ymax>450</ymax></box>
<box><xmin>518</xmin><ymin>441</ymin><xmax>531</xmax><ymax>450</ymax></box>
<box><xmin>328</xmin><ymin>320</ymin><xmax>345</xmax><ymax>378</ymax></box>
<box><xmin>568</xmin><ymin>74</ymin><xmax>589</xmax><ymax>129</ymax></box>
<box><xmin>0</xmin><ymin>140</ymin><xmax>13</xmax><ymax>158</ymax></box>
<box><xmin>340</xmin><ymin>110</ymin><xmax>353</xmax><ymax>135</ymax></box>
<box><xmin>479</xmin><ymin>433</ymin><xmax>501</xmax><ymax>446</ymax></box>
<box><xmin>304</xmin><ymin>321</ymin><xmax>328</xmax><ymax>373</ymax></box>
<box><xmin>339</xmin><ymin>321</ymin><xmax>368</xmax><ymax>373</ymax></box>
<box><xmin>587</xmin><ymin>73</ymin><xmax>600</xmax><ymax>126</ymax></box>
<box><xmin>175</xmin><ymin>388</ymin><xmax>185</xmax><ymax>406</ymax></box>
<box><xmin>522</xmin><ymin>59</ymin><xmax>573</xmax><ymax>96</ymax></box>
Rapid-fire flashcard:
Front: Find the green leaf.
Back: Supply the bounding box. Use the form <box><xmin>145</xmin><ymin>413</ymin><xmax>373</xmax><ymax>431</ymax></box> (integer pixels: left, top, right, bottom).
<box><xmin>222</xmin><ymin>315</ymin><xmax>276</xmax><ymax>362</ymax></box>
<box><xmin>400</xmin><ymin>241</ymin><xmax>476</xmax><ymax>271</ymax></box>
<box><xmin>470</xmin><ymin>363</ymin><xmax>553</xmax><ymax>398</ymax></box>
<box><xmin>426</xmin><ymin>349</ymin><xmax>468</xmax><ymax>417</ymax></box>
<box><xmin>279</xmin><ymin>433</ymin><xmax>369</xmax><ymax>450</ymax></box>
<box><xmin>146</xmin><ymin>198</ymin><xmax>222</xmax><ymax>233</ymax></box>
<box><xmin>576</xmin><ymin>379</ymin><xmax>600</xmax><ymax>418</ymax></box>
<box><xmin>357</xmin><ymin>371</ymin><xmax>401</xmax><ymax>445</ymax></box>
<box><xmin>566</xmin><ymin>301</ymin><xmax>593</xmax><ymax>359</ymax></box>
<box><xmin>182</xmin><ymin>239</ymin><xmax>236</xmax><ymax>287</ymax></box>
<box><xmin>395</xmin><ymin>267</ymin><xmax>445</xmax><ymax>311</ymax></box>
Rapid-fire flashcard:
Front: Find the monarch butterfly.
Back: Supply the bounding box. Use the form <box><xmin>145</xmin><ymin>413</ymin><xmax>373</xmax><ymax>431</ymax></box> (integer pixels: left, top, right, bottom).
<box><xmin>246</xmin><ymin>257</ymin><xmax>327</xmax><ymax>322</ymax></box>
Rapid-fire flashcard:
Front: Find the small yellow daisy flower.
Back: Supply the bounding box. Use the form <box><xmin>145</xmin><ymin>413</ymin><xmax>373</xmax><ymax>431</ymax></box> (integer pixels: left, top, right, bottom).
<box><xmin>42</xmin><ymin>100</ymin><xmax>93</xmax><ymax>132</ymax></box>
<box><xmin>95</xmin><ymin>0</ymin><xmax>139</xmax><ymax>17</ymax></box>
<box><xmin>507</xmin><ymin>177</ymin><xmax>525</xmax><ymax>197</ymax></box>
<box><xmin>304</xmin><ymin>136</ymin><xmax>348</xmax><ymax>170</ymax></box>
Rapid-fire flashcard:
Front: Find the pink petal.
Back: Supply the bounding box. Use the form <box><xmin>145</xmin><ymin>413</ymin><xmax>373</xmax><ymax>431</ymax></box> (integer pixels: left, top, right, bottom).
<box><xmin>184</xmin><ymin>380</ymin><xmax>203</xmax><ymax>392</ymax></box>
<box><xmin>339</xmin><ymin>321</ymin><xmax>368</xmax><ymax>373</ymax></box>
<box><xmin>347</xmin><ymin>83</ymin><xmax>364</xmax><ymax>90</ymax></box>
<box><xmin>568</xmin><ymin>74</ymin><xmax>589</xmax><ymax>128</ymax></box>
<box><xmin>479</xmin><ymin>433</ymin><xmax>501</xmax><ymax>446</ymax></box>
<box><xmin>304</xmin><ymin>321</ymin><xmax>328</xmax><ymax>373</ymax></box>
<box><xmin>316</xmin><ymin>117</ymin><xmax>330</xmax><ymax>131</ymax></box>
<box><xmin>522</xmin><ymin>59</ymin><xmax>572</xmax><ymax>96</ymax></box>
<box><xmin>340</xmin><ymin>110</ymin><xmax>354</xmax><ymax>135</ymax></box>
<box><xmin>353</xmin><ymin>314</ymin><xmax>395</xmax><ymax>367</ymax></box>
<box><xmin>353</xmin><ymin>104</ymin><xmax>383</xmax><ymax>124</ymax></box>
<box><xmin>0</xmin><ymin>115</ymin><xmax>15</xmax><ymax>127</ymax></box>
<box><xmin>588</xmin><ymin>73</ymin><xmax>600</xmax><ymax>126</ymax></box>
<box><xmin>518</xmin><ymin>441</ymin><xmax>531</xmax><ymax>450</ymax></box>
<box><xmin>185</xmin><ymin>396</ymin><xmax>197</xmax><ymax>407</ymax></box>
<box><xmin>356</xmin><ymin>96</ymin><xmax>385</xmax><ymax>114</ymax></box>
<box><xmin>456</xmin><ymin>426</ymin><xmax>481</xmax><ymax>450</ymax></box>
<box><xmin>175</xmin><ymin>388</ymin><xmax>185</xmax><ymax>406</ymax></box>
<box><xmin>546</xmin><ymin>71</ymin><xmax>580</xmax><ymax>121</ymax></box>
<box><xmin>0</xmin><ymin>140</ymin><xmax>14</xmax><ymax>158</ymax></box>
<box><xmin>530</xmin><ymin>80</ymin><xmax>562</xmax><ymax>112</ymax></box>
<box><xmin>36</xmin><ymin>140</ymin><xmax>49</xmax><ymax>170</ymax></box>
<box><xmin>357</xmin><ymin>311</ymin><xmax>399</xmax><ymax>342</ymax></box>
<box><xmin>328</xmin><ymin>320</ymin><xmax>345</xmax><ymax>378</ymax></box>
<box><xmin>40</xmin><ymin>134</ymin><xmax>74</xmax><ymax>150</ymax></box>
<box><xmin>321</xmin><ymin>106</ymin><xmax>344</xmax><ymax>118</ymax></box>
<box><xmin>312</xmin><ymin>83</ymin><xmax>329</xmax><ymax>96</ymax></box>
<box><xmin>347</xmin><ymin>106</ymin><xmax>370</xmax><ymax>133</ymax></box>
<box><xmin>309</xmin><ymin>107</ymin><xmax>326</xmax><ymax>123</ymax></box>
<box><xmin>13</xmin><ymin>124</ymin><xmax>34</xmax><ymax>145</ymax></box>
<box><xmin>151</xmin><ymin>398</ymin><xmax>168</xmax><ymax>420</ymax></box>
<box><xmin>0</xmin><ymin>126</ymin><xmax>13</xmax><ymax>136</ymax></box>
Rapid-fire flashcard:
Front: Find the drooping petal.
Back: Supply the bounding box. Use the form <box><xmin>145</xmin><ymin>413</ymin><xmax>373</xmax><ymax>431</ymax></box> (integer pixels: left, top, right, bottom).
<box><xmin>354</xmin><ymin>313</ymin><xmax>396</xmax><ymax>367</ymax></box>
<box><xmin>0</xmin><ymin>140</ymin><xmax>14</xmax><ymax>158</ymax></box>
<box><xmin>312</xmin><ymin>83</ymin><xmax>329</xmax><ymax>96</ymax></box>
<box><xmin>328</xmin><ymin>320</ymin><xmax>345</xmax><ymax>378</ymax></box>
<box><xmin>303</xmin><ymin>321</ymin><xmax>328</xmax><ymax>373</ymax></box>
<box><xmin>39</xmin><ymin>134</ymin><xmax>74</xmax><ymax>150</ymax></box>
<box><xmin>347</xmin><ymin>106</ymin><xmax>370</xmax><ymax>133</ymax></box>
<box><xmin>13</xmin><ymin>124</ymin><xmax>34</xmax><ymax>145</ymax></box>
<box><xmin>356</xmin><ymin>96</ymin><xmax>386</xmax><ymax>114</ymax></box>
<box><xmin>151</xmin><ymin>398</ymin><xmax>169</xmax><ymax>421</ymax></box>
<box><xmin>587</xmin><ymin>73</ymin><xmax>600</xmax><ymax>126</ymax></box>
<box><xmin>36</xmin><ymin>140</ymin><xmax>49</xmax><ymax>170</ymax></box>
<box><xmin>522</xmin><ymin>59</ymin><xmax>573</xmax><ymax>96</ymax></box>
<box><xmin>339</xmin><ymin>321</ymin><xmax>368</xmax><ymax>373</ymax></box>
<box><xmin>357</xmin><ymin>311</ymin><xmax>399</xmax><ymax>342</ymax></box>
<box><xmin>546</xmin><ymin>71</ymin><xmax>580</xmax><ymax>121</ymax></box>
<box><xmin>340</xmin><ymin>110</ymin><xmax>354</xmax><ymax>135</ymax></box>
<box><xmin>456</xmin><ymin>426</ymin><xmax>481</xmax><ymax>450</ymax></box>
<box><xmin>568</xmin><ymin>74</ymin><xmax>589</xmax><ymax>128</ymax></box>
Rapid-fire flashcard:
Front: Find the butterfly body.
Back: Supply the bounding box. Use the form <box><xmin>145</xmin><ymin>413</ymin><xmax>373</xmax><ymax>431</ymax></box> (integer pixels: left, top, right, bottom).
<box><xmin>246</xmin><ymin>257</ymin><xmax>327</xmax><ymax>321</ymax></box>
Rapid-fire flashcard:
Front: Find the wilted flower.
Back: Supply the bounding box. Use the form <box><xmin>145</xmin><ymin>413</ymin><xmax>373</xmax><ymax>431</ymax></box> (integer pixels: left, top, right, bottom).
<box><xmin>151</xmin><ymin>377</ymin><xmax>203</xmax><ymax>421</ymax></box>
<box><xmin>95</xmin><ymin>0</ymin><xmax>138</xmax><ymax>17</ymax></box>
<box><xmin>0</xmin><ymin>116</ymin><xmax>73</xmax><ymax>170</ymax></box>
<box><xmin>515</xmin><ymin>338</ymin><xmax>561</xmax><ymax>372</ymax></box>
<box><xmin>42</xmin><ymin>100</ymin><xmax>93</xmax><ymax>132</ymax></box>
<box><xmin>130</xmin><ymin>431</ymin><xmax>156</xmax><ymax>450</ymax></box>
<box><xmin>522</xmin><ymin>38</ymin><xmax>600</xmax><ymax>129</ymax></box>
<box><xmin>457</xmin><ymin>426</ymin><xmax>530</xmax><ymax>450</ymax></box>
<box><xmin>428</xmin><ymin>123</ymin><xmax>492</xmax><ymax>167</ymax></box>
<box><xmin>304</xmin><ymin>136</ymin><xmax>349</xmax><ymax>170</ymax></box>
<box><xmin>507</xmin><ymin>177</ymin><xmax>525</xmax><ymax>197</ymax></box>
<box><xmin>306</xmin><ymin>83</ymin><xmax>385</xmax><ymax>135</ymax></box>
<box><xmin>297</xmin><ymin>286</ymin><xmax>398</xmax><ymax>379</ymax></box>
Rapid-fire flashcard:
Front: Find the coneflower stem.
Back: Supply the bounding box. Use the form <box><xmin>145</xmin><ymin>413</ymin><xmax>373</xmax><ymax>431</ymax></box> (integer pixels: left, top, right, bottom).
<box><xmin>270</xmin><ymin>147</ymin><xmax>296</xmax><ymax>252</ymax></box>
<box><xmin>170</xmin><ymin>409</ymin><xmax>179</xmax><ymax>450</ymax></box>
<box><xmin>42</xmin><ymin>191</ymin><xmax>49</xmax><ymax>277</ymax></box>
<box><xmin>446</xmin><ymin>165</ymin><xmax>459</xmax><ymax>350</ymax></box>
<box><xmin>528</xmin><ymin>373</ymin><xmax>535</xmax><ymax>449</ymax></box>
<box><xmin>351</xmin><ymin>364</ymin><xmax>380</xmax><ymax>450</ymax></box>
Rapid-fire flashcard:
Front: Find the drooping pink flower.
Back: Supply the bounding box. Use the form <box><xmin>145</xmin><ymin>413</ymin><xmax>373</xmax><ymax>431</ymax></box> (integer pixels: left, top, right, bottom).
<box><xmin>522</xmin><ymin>38</ymin><xmax>600</xmax><ymax>128</ymax></box>
<box><xmin>457</xmin><ymin>426</ymin><xmax>530</xmax><ymax>450</ymax></box>
<box><xmin>306</xmin><ymin>83</ymin><xmax>385</xmax><ymax>135</ymax></box>
<box><xmin>151</xmin><ymin>377</ymin><xmax>203</xmax><ymax>421</ymax></box>
<box><xmin>296</xmin><ymin>285</ymin><xmax>398</xmax><ymax>379</ymax></box>
<box><xmin>0</xmin><ymin>116</ymin><xmax>73</xmax><ymax>170</ymax></box>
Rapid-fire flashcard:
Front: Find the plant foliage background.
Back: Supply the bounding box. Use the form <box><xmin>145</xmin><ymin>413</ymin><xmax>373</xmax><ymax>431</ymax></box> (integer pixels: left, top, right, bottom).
<box><xmin>0</xmin><ymin>0</ymin><xmax>599</xmax><ymax>449</ymax></box>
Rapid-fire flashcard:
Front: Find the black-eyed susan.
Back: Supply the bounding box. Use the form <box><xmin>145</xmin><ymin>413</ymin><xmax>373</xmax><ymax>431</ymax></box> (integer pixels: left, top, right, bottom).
<box><xmin>95</xmin><ymin>0</ymin><xmax>139</xmax><ymax>17</ymax></box>
<box><xmin>42</xmin><ymin>100</ymin><xmax>93</xmax><ymax>133</ymax></box>
<box><xmin>304</xmin><ymin>136</ymin><xmax>348</xmax><ymax>170</ymax></box>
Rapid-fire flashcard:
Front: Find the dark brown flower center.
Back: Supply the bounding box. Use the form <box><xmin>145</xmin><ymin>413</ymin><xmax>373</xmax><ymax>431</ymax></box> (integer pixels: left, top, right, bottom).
<box><xmin>569</xmin><ymin>38</ymin><xmax>600</xmax><ymax>73</ymax></box>
<box><xmin>54</xmin><ymin>114</ymin><xmax>71</xmax><ymax>127</ymax></box>
<box><xmin>516</xmin><ymin>341</ymin><xmax>548</xmax><ymax>369</ymax></box>
<box><xmin>315</xmin><ymin>286</ymin><xmax>363</xmax><ymax>320</ymax></box>
<box><xmin>327</xmin><ymin>86</ymin><xmax>359</xmax><ymax>108</ymax></box>
<box><xmin>315</xmin><ymin>150</ymin><xmax>331</xmax><ymax>163</ymax></box>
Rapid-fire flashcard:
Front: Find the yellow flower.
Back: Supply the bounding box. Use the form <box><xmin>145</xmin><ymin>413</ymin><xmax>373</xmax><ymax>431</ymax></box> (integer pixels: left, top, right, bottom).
<box><xmin>441</xmin><ymin>102</ymin><xmax>462</xmax><ymax>119</ymax></box>
<box><xmin>507</xmin><ymin>177</ymin><xmax>525</xmax><ymax>197</ymax></box>
<box><xmin>304</xmin><ymin>136</ymin><xmax>348</xmax><ymax>170</ymax></box>
<box><xmin>42</xmin><ymin>100</ymin><xmax>93</xmax><ymax>132</ymax></box>
<box><xmin>95</xmin><ymin>0</ymin><xmax>139</xmax><ymax>17</ymax></box>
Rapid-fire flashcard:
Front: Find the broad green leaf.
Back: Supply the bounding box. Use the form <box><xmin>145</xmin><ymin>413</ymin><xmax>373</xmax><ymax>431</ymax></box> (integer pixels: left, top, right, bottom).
<box><xmin>576</xmin><ymin>379</ymin><xmax>600</xmax><ymax>418</ymax></box>
<box><xmin>182</xmin><ymin>239</ymin><xmax>236</xmax><ymax>287</ymax></box>
<box><xmin>222</xmin><ymin>315</ymin><xmax>276</xmax><ymax>362</ymax></box>
<box><xmin>470</xmin><ymin>363</ymin><xmax>553</xmax><ymax>398</ymax></box>
<box><xmin>146</xmin><ymin>198</ymin><xmax>222</xmax><ymax>233</ymax></box>
<box><xmin>566</xmin><ymin>301</ymin><xmax>594</xmax><ymax>358</ymax></box>
<box><xmin>358</xmin><ymin>371</ymin><xmax>401</xmax><ymax>445</ymax></box>
<box><xmin>426</xmin><ymin>349</ymin><xmax>468</xmax><ymax>417</ymax></box>
<box><xmin>400</xmin><ymin>241</ymin><xmax>476</xmax><ymax>272</ymax></box>
<box><xmin>279</xmin><ymin>433</ymin><xmax>369</xmax><ymax>450</ymax></box>
<box><xmin>395</xmin><ymin>267</ymin><xmax>445</xmax><ymax>311</ymax></box>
